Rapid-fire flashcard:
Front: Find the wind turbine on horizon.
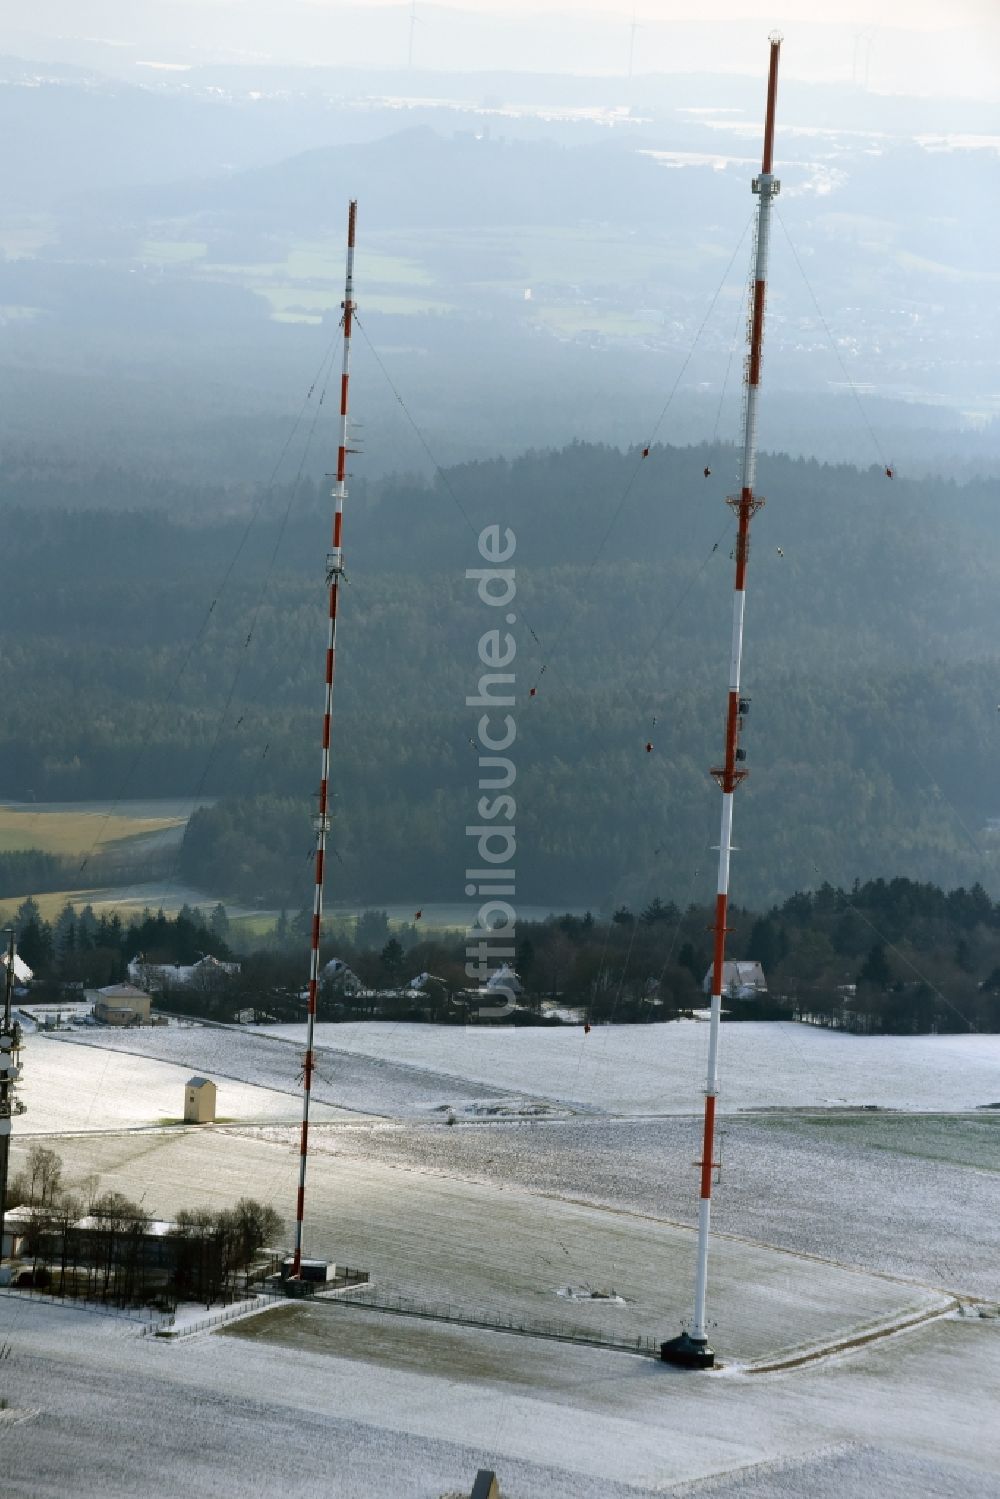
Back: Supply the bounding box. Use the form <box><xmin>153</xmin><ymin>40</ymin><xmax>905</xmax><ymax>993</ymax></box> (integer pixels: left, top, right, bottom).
<box><xmin>407</xmin><ymin>0</ymin><xmax>424</xmax><ymax>69</ymax></box>
<box><xmin>627</xmin><ymin>6</ymin><xmax>641</xmax><ymax>81</ymax></box>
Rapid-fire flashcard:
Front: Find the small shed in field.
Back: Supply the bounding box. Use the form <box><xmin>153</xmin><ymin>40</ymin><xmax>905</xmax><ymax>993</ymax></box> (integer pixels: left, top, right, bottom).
<box><xmin>184</xmin><ymin>1076</ymin><xmax>217</xmax><ymax>1124</ymax></box>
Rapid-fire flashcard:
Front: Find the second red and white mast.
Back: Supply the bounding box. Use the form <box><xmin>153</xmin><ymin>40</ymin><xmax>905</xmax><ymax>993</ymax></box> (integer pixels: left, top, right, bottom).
<box><xmin>662</xmin><ymin>37</ymin><xmax>781</xmax><ymax>1370</ymax></box>
<box><xmin>292</xmin><ymin>198</ymin><xmax>357</xmax><ymax>1277</ymax></box>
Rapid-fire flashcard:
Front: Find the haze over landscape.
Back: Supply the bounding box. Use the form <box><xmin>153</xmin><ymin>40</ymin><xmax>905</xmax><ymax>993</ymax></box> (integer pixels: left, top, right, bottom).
<box><xmin>1</xmin><ymin>4</ymin><xmax>999</xmax><ymax>1497</ymax></box>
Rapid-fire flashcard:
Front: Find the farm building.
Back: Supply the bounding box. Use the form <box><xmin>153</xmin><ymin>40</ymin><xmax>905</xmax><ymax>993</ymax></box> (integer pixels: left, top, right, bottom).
<box><xmin>90</xmin><ymin>983</ymin><xmax>152</xmax><ymax>1026</ymax></box>
<box><xmin>701</xmin><ymin>960</ymin><xmax>767</xmax><ymax>999</ymax></box>
<box><xmin>184</xmin><ymin>1076</ymin><xmax>217</xmax><ymax>1123</ymax></box>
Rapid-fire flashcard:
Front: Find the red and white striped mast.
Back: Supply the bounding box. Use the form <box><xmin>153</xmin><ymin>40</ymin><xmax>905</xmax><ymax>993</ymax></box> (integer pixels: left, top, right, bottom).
<box><xmin>292</xmin><ymin>199</ymin><xmax>357</xmax><ymax>1278</ymax></box>
<box><xmin>661</xmin><ymin>38</ymin><xmax>781</xmax><ymax>1371</ymax></box>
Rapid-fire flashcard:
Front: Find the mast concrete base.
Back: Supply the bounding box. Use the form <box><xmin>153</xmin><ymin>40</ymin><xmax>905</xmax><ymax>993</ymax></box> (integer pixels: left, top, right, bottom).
<box><xmin>659</xmin><ymin>1331</ymin><xmax>716</xmax><ymax>1369</ymax></box>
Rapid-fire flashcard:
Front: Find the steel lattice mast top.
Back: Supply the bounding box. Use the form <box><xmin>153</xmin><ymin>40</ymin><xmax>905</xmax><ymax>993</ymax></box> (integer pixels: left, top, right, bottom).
<box><xmin>292</xmin><ymin>199</ymin><xmax>357</xmax><ymax>1277</ymax></box>
<box><xmin>661</xmin><ymin>38</ymin><xmax>781</xmax><ymax>1372</ymax></box>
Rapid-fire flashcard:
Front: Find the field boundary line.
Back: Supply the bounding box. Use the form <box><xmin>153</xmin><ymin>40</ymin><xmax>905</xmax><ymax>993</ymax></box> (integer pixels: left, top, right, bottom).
<box><xmin>745</xmin><ymin>1296</ymin><xmax>958</xmax><ymax>1375</ymax></box>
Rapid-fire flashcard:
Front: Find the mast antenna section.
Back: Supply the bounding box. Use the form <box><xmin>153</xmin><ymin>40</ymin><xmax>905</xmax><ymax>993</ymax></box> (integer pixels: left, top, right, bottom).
<box><xmin>661</xmin><ymin>37</ymin><xmax>781</xmax><ymax>1372</ymax></box>
<box><xmin>291</xmin><ymin>199</ymin><xmax>358</xmax><ymax>1280</ymax></box>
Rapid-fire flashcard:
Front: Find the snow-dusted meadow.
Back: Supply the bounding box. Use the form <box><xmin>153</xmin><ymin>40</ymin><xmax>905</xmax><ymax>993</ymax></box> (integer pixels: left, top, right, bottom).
<box><xmin>253</xmin><ymin>1018</ymin><xmax>1000</xmax><ymax>1114</ymax></box>
<box><xmin>29</xmin><ymin>1125</ymin><xmax>948</xmax><ymax>1366</ymax></box>
<box><xmin>18</xmin><ymin>1032</ymin><xmax>347</xmax><ymax>1133</ymax></box>
<box><xmin>51</xmin><ymin>1016</ymin><xmax>1000</xmax><ymax>1119</ymax></box>
<box><xmin>2</xmin><ymin>1293</ymin><xmax>999</xmax><ymax>1499</ymax></box>
<box><xmin>8</xmin><ymin>1017</ymin><xmax>1000</xmax><ymax>1496</ymax></box>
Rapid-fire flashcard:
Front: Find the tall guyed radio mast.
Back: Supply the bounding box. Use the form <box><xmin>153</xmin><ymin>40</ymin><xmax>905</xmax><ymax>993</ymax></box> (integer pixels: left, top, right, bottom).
<box><xmin>291</xmin><ymin>200</ymin><xmax>357</xmax><ymax>1279</ymax></box>
<box><xmin>661</xmin><ymin>37</ymin><xmax>781</xmax><ymax>1372</ymax></box>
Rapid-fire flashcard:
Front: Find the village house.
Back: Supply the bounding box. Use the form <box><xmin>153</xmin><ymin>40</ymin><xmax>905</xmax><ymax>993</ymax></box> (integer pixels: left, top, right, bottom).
<box><xmin>701</xmin><ymin>960</ymin><xmax>768</xmax><ymax>999</ymax></box>
<box><xmin>88</xmin><ymin>983</ymin><xmax>152</xmax><ymax>1026</ymax></box>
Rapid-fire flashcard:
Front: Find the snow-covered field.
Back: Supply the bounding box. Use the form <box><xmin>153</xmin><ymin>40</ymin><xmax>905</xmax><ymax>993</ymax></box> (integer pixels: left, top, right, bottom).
<box><xmin>1</xmin><ymin>1296</ymin><xmax>998</xmax><ymax>1499</ymax></box>
<box><xmin>19</xmin><ymin>1126</ymin><xmax>947</xmax><ymax>1365</ymax></box>
<box><xmin>17</xmin><ymin>1033</ymin><xmax>347</xmax><ymax>1133</ymax></box>
<box><xmin>253</xmin><ymin>1019</ymin><xmax>1000</xmax><ymax>1114</ymax></box>
<box><xmin>55</xmin><ymin>1025</ymin><xmax>528</xmax><ymax>1118</ymax></box>
<box><xmin>55</xmin><ymin>1018</ymin><xmax>1000</xmax><ymax>1120</ymax></box>
<box><xmin>9</xmin><ymin>1019</ymin><xmax>1000</xmax><ymax>1494</ymax></box>
<box><xmin>316</xmin><ymin>1111</ymin><xmax>1000</xmax><ymax>1300</ymax></box>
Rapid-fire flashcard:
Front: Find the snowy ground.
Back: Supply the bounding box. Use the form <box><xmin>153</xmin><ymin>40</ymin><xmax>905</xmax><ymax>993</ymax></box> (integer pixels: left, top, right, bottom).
<box><xmin>14</xmin><ymin>1127</ymin><xmax>948</xmax><ymax>1365</ymax></box>
<box><xmin>296</xmin><ymin>1110</ymin><xmax>1000</xmax><ymax>1301</ymax></box>
<box><xmin>251</xmin><ymin>1019</ymin><xmax>1000</xmax><ymax>1114</ymax></box>
<box><xmin>17</xmin><ymin>1033</ymin><xmax>347</xmax><ymax>1133</ymax></box>
<box><xmin>56</xmin><ymin>1018</ymin><xmax>1000</xmax><ymax>1119</ymax></box>
<box><xmin>55</xmin><ymin>1025</ymin><xmax>534</xmax><ymax>1118</ymax></box>
<box><xmin>1</xmin><ymin>1297</ymin><xmax>998</xmax><ymax>1499</ymax></box>
<box><xmin>8</xmin><ymin>1020</ymin><xmax>1000</xmax><ymax>1493</ymax></box>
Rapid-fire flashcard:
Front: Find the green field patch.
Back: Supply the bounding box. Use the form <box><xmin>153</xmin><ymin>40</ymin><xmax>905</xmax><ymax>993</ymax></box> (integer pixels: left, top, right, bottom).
<box><xmin>0</xmin><ymin>889</ymin><xmax>111</xmax><ymax>923</ymax></box>
<box><xmin>760</xmin><ymin>1111</ymin><xmax>1000</xmax><ymax>1172</ymax></box>
<box><xmin>229</xmin><ymin>913</ymin><xmax>279</xmax><ymax>940</ymax></box>
<box><xmin>286</xmin><ymin>243</ymin><xmax>435</xmax><ymax>286</ymax></box>
<box><xmin>353</xmin><ymin>249</ymin><xmax>434</xmax><ymax>287</ymax></box>
<box><xmin>270</xmin><ymin>310</ymin><xmax>323</xmax><ymax>325</ymax></box>
<box><xmin>252</xmin><ymin>284</ymin><xmax>341</xmax><ymax>318</ymax></box>
<box><xmin>200</xmin><ymin>260</ymin><xmax>288</xmax><ymax>279</ymax></box>
<box><xmin>0</xmin><ymin>804</ymin><xmax>184</xmax><ymax>858</ymax></box>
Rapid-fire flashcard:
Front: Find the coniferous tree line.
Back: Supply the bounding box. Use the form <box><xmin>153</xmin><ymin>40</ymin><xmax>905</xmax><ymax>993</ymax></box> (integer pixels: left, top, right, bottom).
<box><xmin>17</xmin><ymin>877</ymin><xmax>991</xmax><ymax>1036</ymax></box>
<box><xmin>6</xmin><ymin>897</ymin><xmax>232</xmax><ymax>991</ymax></box>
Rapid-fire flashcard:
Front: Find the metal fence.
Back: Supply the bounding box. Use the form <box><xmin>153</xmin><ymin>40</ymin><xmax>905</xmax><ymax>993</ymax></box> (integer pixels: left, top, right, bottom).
<box><xmin>154</xmin><ymin>1294</ymin><xmax>273</xmax><ymax>1340</ymax></box>
<box><xmin>316</xmin><ymin>1287</ymin><xmax>659</xmax><ymax>1356</ymax></box>
<box><xmin>2</xmin><ymin>1280</ymin><xmax>661</xmax><ymax>1355</ymax></box>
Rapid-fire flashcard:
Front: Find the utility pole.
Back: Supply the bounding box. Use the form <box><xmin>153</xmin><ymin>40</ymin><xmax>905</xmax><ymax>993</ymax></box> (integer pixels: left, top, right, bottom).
<box><xmin>1</xmin><ymin>928</ymin><xmax>25</xmax><ymax>1264</ymax></box>
<box><xmin>291</xmin><ymin>201</ymin><xmax>357</xmax><ymax>1278</ymax></box>
<box><xmin>660</xmin><ymin>35</ymin><xmax>781</xmax><ymax>1372</ymax></box>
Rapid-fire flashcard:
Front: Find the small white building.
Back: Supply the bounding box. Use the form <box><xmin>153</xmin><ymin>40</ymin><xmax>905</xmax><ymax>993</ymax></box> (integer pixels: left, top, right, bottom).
<box><xmin>702</xmin><ymin>960</ymin><xmax>767</xmax><ymax>999</ymax></box>
<box><xmin>184</xmin><ymin>1076</ymin><xmax>217</xmax><ymax>1124</ymax></box>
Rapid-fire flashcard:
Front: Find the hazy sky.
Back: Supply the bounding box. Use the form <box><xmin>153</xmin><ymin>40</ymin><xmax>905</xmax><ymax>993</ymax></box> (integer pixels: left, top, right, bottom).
<box><xmin>336</xmin><ymin>0</ymin><xmax>995</xmax><ymax>20</ymax></box>
<box><xmin>6</xmin><ymin>0</ymin><xmax>999</xmax><ymax>98</ymax></box>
